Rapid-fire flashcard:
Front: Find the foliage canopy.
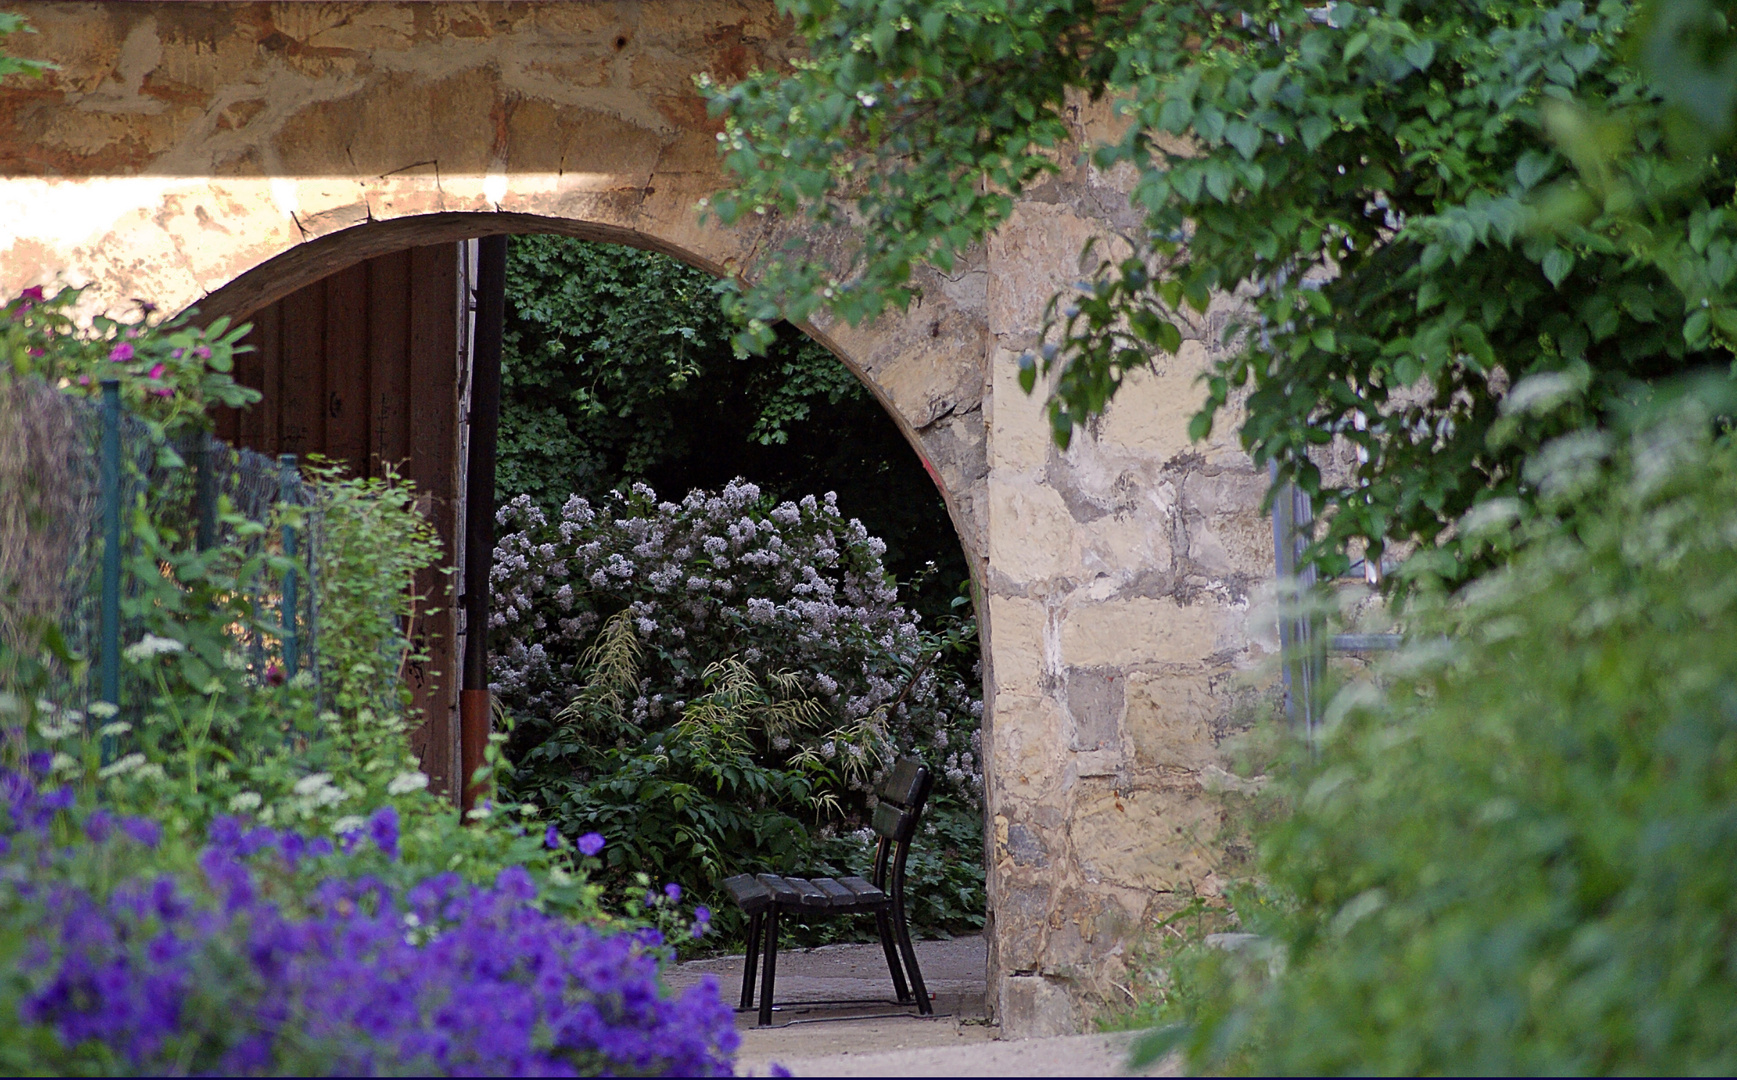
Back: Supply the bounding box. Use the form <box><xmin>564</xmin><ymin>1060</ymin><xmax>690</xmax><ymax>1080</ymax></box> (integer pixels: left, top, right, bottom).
<box><xmin>706</xmin><ymin>0</ymin><xmax>1736</xmax><ymax>589</ymax></box>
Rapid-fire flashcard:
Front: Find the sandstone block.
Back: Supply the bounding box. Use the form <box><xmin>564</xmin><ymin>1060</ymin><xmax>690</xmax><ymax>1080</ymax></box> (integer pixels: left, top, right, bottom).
<box><xmin>988</xmin><ymin>480</ymin><xmax>1078</xmax><ymax>582</ymax></box>
<box><xmin>1125</xmin><ymin>671</ymin><xmax>1217</xmax><ymax>769</ymax></box>
<box><xmin>1071</xmin><ymin>783</ymin><xmax>1220</xmax><ymax>891</ymax></box>
<box><xmin>1060</xmin><ymin>597</ymin><xmax>1219</xmax><ymax>667</ymax></box>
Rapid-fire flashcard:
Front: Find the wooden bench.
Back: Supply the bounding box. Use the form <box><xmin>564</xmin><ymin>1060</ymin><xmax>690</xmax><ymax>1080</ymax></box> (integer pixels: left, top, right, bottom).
<box><xmin>720</xmin><ymin>757</ymin><xmax>936</xmax><ymax>1026</ymax></box>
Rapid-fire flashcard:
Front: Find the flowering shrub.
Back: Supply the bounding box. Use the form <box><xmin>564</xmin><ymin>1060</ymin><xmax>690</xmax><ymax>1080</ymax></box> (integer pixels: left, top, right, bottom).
<box><xmin>0</xmin><ymin>762</ymin><xmax>736</xmax><ymax>1076</ymax></box>
<box><xmin>491</xmin><ymin>480</ymin><xmax>985</xmax><ymax>937</ymax></box>
<box><xmin>2</xmin><ymin>284</ymin><xmax>258</xmax><ymax>434</ymax></box>
<box><xmin>491</xmin><ymin>480</ymin><xmax>982</xmax><ymax>797</ymax></box>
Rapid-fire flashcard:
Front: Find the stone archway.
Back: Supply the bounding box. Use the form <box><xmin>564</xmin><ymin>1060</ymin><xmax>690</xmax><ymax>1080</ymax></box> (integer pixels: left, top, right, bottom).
<box><xmin>0</xmin><ymin>0</ymin><xmax>1277</xmax><ymax>1036</ymax></box>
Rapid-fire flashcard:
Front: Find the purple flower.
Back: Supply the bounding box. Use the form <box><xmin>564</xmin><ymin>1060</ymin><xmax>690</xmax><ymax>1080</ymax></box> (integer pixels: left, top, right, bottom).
<box><xmin>193</xmin><ymin>345</ymin><xmax>211</xmax><ymax>360</ymax></box>
<box><xmin>664</xmin><ymin>882</ymin><xmax>681</xmax><ymax>903</ymax></box>
<box><xmin>1</xmin><ymin>770</ymin><xmax>741</xmax><ymax>1076</ymax></box>
<box><xmin>276</xmin><ymin>833</ymin><xmax>307</xmax><ymax>869</ymax></box>
<box><xmin>26</xmin><ymin>751</ymin><xmax>52</xmax><ymax>776</ymax></box>
<box><xmin>494</xmin><ymin>865</ymin><xmax>536</xmax><ymax>904</ymax></box>
<box><xmin>209</xmin><ymin>816</ymin><xmax>245</xmax><ymax>851</ymax></box>
<box><xmin>109</xmin><ymin>342</ymin><xmax>133</xmax><ymax>362</ymax></box>
<box><xmin>20</xmin><ymin>285</ymin><xmax>44</xmax><ymax>302</ymax></box>
<box><xmin>692</xmin><ymin>906</ymin><xmax>711</xmax><ymax>939</ymax></box>
<box><xmin>577</xmin><ymin>832</ymin><xmax>605</xmax><ymax>857</ymax></box>
<box><xmin>147</xmin><ymin>362</ymin><xmax>166</xmax><ymax>380</ymax></box>
<box><xmin>545</xmin><ymin>825</ymin><xmax>563</xmax><ymax>850</ymax></box>
<box><xmin>120</xmin><ymin>817</ymin><xmax>160</xmax><ymax>849</ymax></box>
<box><xmin>367</xmin><ymin>806</ymin><xmax>399</xmax><ymax>862</ymax></box>
<box><xmin>83</xmin><ymin>810</ymin><xmax>114</xmax><ymax>844</ymax></box>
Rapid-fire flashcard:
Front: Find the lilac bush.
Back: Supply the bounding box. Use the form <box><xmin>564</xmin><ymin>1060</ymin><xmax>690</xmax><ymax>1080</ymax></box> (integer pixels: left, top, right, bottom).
<box><xmin>490</xmin><ymin>480</ymin><xmax>982</xmax><ymax>799</ymax></box>
<box><xmin>0</xmin><ymin>763</ymin><xmax>737</xmax><ymax>1076</ymax></box>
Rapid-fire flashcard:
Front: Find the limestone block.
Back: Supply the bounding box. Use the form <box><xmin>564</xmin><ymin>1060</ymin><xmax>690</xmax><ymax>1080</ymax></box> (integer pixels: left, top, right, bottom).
<box><xmin>987</xmin><ymin>479</ymin><xmax>1078</xmax><ymax>583</ymax></box>
<box><xmin>1078</xmin><ymin>511</ymin><xmax>1174</xmax><ymax>586</ymax></box>
<box><xmin>999</xmin><ymin>974</ymin><xmax>1081</xmax><ymax>1040</ymax></box>
<box><xmin>1060</xmin><ymin>597</ymin><xmax>1219</xmax><ymax>668</ymax></box>
<box><xmin>1125</xmin><ymin>671</ymin><xmax>1217</xmax><ymax>770</ymax></box>
<box><xmin>1179</xmin><ymin>467</ymin><xmax>1272</xmax><ymax>581</ymax></box>
<box><xmin>1071</xmin><ymin>782</ymin><xmax>1220</xmax><ymax>891</ymax></box>
<box><xmin>992</xmin><ymin>876</ymin><xmax>1056</xmax><ymax>974</ymax></box>
<box><xmin>1066</xmin><ymin>667</ymin><xmax>1124</xmax><ymax>752</ymax></box>
<box><xmin>986</xmin><ymin>203</ymin><xmax>1105</xmax><ymax>340</ymax></box>
<box><xmin>1094</xmin><ymin>340</ymin><xmax>1214</xmax><ymax>460</ymax></box>
<box><xmin>983</xmin><ymin>595</ymin><xmax>1049</xmax><ymax>697</ymax></box>
<box><xmin>986</xmin><ymin>692</ymin><xmax>1066</xmax><ymax>797</ymax></box>
<box><xmin>987</xmin><ymin>347</ymin><xmax>1055</xmax><ymax>471</ymax></box>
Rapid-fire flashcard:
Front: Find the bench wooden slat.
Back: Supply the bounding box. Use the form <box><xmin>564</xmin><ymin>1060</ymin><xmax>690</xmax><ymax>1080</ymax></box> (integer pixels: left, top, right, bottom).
<box><xmin>879</xmin><ymin>757</ymin><xmax>926</xmax><ymax>807</ymax></box>
<box><xmin>836</xmin><ymin>875</ymin><xmax>886</xmax><ymax>903</ymax></box>
<box><xmin>811</xmin><ymin>877</ymin><xmax>855</xmax><ymax>906</ymax></box>
<box><xmin>721</xmin><ymin>873</ymin><xmax>772</xmax><ymax>913</ymax></box>
<box><xmin>871</xmin><ymin>800</ymin><xmax>915</xmax><ymax>842</ymax></box>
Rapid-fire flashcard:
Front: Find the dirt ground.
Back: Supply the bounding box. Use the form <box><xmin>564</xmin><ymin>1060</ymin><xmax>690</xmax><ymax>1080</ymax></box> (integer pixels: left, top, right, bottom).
<box><xmin>666</xmin><ymin>936</ymin><xmax>1179</xmax><ymax>1077</ymax></box>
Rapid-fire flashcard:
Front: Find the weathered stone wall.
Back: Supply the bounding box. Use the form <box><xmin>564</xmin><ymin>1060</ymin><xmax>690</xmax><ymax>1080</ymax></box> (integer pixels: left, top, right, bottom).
<box><xmin>0</xmin><ymin>0</ymin><xmax>1275</xmax><ymax>1036</ymax></box>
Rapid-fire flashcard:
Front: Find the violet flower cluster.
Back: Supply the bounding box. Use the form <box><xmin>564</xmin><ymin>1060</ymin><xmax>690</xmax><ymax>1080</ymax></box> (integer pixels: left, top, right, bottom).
<box><xmin>489</xmin><ymin>480</ymin><xmax>982</xmax><ymax>800</ymax></box>
<box><xmin>2</xmin><ymin>761</ymin><xmax>737</xmax><ymax>1077</ymax></box>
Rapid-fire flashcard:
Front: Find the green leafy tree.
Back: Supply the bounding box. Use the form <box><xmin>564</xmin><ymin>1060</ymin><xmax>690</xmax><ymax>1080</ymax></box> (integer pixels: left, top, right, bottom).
<box><xmin>705</xmin><ymin>0</ymin><xmax>1735</xmax><ymax>590</ymax></box>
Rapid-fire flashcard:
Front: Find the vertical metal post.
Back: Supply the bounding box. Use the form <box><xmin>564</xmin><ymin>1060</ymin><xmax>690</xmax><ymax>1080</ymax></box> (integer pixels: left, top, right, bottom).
<box><xmin>194</xmin><ymin>430</ymin><xmax>216</xmax><ymax>552</ymax></box>
<box><xmin>460</xmin><ymin>233</ymin><xmax>508</xmax><ymax>814</ymax></box>
<box><xmin>99</xmin><ymin>380</ymin><xmax>122</xmax><ymax>726</ymax></box>
<box><xmin>1270</xmin><ymin>462</ymin><xmax>1322</xmax><ymax>744</ymax></box>
<box><xmin>278</xmin><ymin>453</ymin><xmax>299</xmax><ymax>681</ymax></box>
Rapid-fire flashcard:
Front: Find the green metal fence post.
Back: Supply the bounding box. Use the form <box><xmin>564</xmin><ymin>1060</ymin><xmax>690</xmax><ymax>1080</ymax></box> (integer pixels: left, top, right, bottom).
<box><xmin>278</xmin><ymin>453</ymin><xmax>298</xmax><ymax>681</ymax></box>
<box><xmin>194</xmin><ymin>429</ymin><xmax>216</xmax><ymax>552</ymax></box>
<box><xmin>99</xmin><ymin>380</ymin><xmax>121</xmax><ymax>734</ymax></box>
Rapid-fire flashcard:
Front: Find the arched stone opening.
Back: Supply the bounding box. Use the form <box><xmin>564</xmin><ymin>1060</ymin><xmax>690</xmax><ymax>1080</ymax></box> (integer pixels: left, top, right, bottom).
<box><xmin>194</xmin><ymin>217</ymin><xmax>985</xmax><ymax>861</ymax></box>
<box><xmin>0</xmin><ymin>0</ymin><xmax>1283</xmax><ymax>1035</ymax></box>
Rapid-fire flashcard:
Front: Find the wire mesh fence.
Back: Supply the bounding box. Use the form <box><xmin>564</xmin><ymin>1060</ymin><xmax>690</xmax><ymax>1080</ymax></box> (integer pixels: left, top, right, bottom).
<box><xmin>0</xmin><ymin>377</ymin><xmax>320</xmax><ymax>739</ymax></box>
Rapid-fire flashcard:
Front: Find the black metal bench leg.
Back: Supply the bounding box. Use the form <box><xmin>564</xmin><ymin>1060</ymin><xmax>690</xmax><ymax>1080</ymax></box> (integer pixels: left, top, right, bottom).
<box><xmin>892</xmin><ymin>897</ymin><xmax>932</xmax><ymax>1016</ymax></box>
<box><xmin>875</xmin><ymin>909</ymin><xmax>912</xmax><ymax>1003</ymax></box>
<box><xmin>757</xmin><ymin>905</ymin><xmax>780</xmax><ymax>1027</ymax></box>
<box><xmin>740</xmin><ymin>911</ymin><xmax>763</xmax><ymax>1009</ymax></box>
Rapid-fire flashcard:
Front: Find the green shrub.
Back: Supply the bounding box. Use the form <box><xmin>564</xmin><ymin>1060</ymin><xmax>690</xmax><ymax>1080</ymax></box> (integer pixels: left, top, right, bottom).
<box><xmin>1146</xmin><ymin>386</ymin><xmax>1737</xmax><ymax>1074</ymax></box>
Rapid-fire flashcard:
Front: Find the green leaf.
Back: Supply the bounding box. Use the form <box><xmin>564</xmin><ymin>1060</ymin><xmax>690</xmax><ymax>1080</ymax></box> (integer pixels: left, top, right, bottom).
<box><xmin>1541</xmin><ymin>247</ymin><xmax>1575</xmax><ymax>287</ymax></box>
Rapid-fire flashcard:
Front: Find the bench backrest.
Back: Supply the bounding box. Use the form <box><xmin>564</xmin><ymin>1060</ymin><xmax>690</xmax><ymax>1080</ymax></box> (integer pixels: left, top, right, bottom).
<box><xmin>869</xmin><ymin>756</ymin><xmax>933</xmax><ymax>899</ymax></box>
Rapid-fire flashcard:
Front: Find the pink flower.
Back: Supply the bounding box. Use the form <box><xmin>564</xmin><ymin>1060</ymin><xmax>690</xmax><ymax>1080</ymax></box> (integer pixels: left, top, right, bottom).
<box><xmin>148</xmin><ymin>363</ymin><xmax>166</xmax><ymax>380</ymax></box>
<box><xmin>76</xmin><ymin>375</ymin><xmax>91</xmax><ymax>386</ymax></box>
<box><xmin>20</xmin><ymin>285</ymin><xmax>44</xmax><ymax>303</ymax></box>
<box><xmin>263</xmin><ymin>662</ymin><xmax>285</xmax><ymax>687</ymax></box>
<box><xmin>193</xmin><ymin>346</ymin><xmax>212</xmax><ymax>360</ymax></box>
<box><xmin>150</xmin><ymin>387</ymin><xmax>174</xmax><ymax>398</ymax></box>
<box><xmin>109</xmin><ymin>343</ymin><xmax>134</xmax><ymax>363</ymax></box>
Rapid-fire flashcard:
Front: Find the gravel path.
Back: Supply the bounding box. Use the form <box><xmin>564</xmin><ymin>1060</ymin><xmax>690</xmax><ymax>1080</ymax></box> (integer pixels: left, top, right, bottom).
<box><xmin>668</xmin><ymin>937</ymin><xmax>1177</xmax><ymax>1077</ymax></box>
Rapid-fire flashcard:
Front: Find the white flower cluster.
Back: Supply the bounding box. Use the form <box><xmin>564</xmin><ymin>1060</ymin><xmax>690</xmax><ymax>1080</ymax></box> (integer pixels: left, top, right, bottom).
<box><xmin>489</xmin><ymin>480</ymin><xmax>983</xmax><ymax>800</ymax></box>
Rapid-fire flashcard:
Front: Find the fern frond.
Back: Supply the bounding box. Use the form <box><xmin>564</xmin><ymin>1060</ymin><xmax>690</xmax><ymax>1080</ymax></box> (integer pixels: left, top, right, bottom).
<box><xmin>556</xmin><ymin>609</ymin><xmax>642</xmax><ymax>732</ymax></box>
